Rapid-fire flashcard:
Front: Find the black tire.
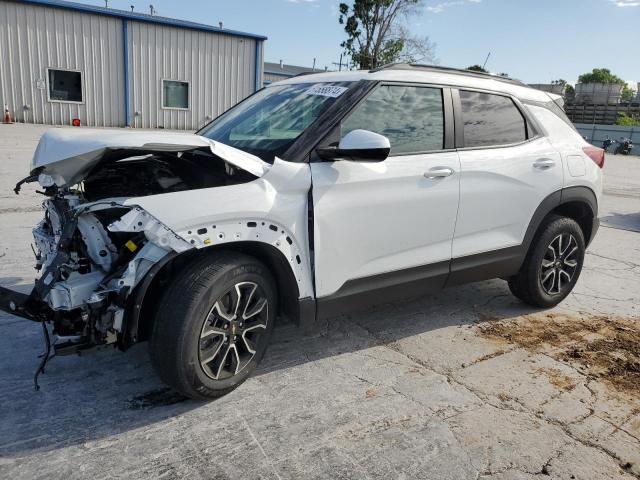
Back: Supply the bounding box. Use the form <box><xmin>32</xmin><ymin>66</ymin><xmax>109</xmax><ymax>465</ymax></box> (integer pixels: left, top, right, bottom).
<box><xmin>508</xmin><ymin>215</ymin><xmax>585</xmax><ymax>308</ymax></box>
<box><xmin>614</xmin><ymin>145</ymin><xmax>622</xmax><ymax>155</ymax></box>
<box><xmin>149</xmin><ymin>251</ymin><xmax>277</xmax><ymax>400</ymax></box>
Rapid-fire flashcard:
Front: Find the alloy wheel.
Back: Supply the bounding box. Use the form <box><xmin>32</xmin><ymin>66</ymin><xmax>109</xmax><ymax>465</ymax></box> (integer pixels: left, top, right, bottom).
<box><xmin>539</xmin><ymin>233</ymin><xmax>579</xmax><ymax>295</ymax></box>
<box><xmin>198</xmin><ymin>281</ymin><xmax>269</xmax><ymax>380</ymax></box>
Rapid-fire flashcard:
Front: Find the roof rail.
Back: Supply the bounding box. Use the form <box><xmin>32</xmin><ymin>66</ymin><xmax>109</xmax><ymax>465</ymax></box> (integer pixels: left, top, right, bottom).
<box><xmin>369</xmin><ymin>63</ymin><xmax>527</xmax><ymax>87</ymax></box>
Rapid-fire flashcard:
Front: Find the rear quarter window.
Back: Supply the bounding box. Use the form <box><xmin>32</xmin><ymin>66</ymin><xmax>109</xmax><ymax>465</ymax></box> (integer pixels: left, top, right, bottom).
<box><xmin>525</xmin><ymin>103</ymin><xmax>584</xmax><ymax>143</ymax></box>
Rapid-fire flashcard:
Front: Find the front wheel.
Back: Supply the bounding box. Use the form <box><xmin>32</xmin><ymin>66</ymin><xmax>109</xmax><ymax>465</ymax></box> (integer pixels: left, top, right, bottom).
<box><xmin>149</xmin><ymin>252</ymin><xmax>276</xmax><ymax>400</ymax></box>
<box><xmin>508</xmin><ymin>215</ymin><xmax>585</xmax><ymax>308</ymax></box>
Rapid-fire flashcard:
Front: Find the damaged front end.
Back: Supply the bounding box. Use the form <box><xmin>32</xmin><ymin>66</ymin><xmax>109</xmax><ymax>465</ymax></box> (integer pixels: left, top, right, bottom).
<box><xmin>1</xmin><ymin>129</ymin><xmax>269</xmax><ymax>384</ymax></box>
<box><xmin>20</xmin><ymin>198</ymin><xmax>191</xmax><ymax>354</ymax></box>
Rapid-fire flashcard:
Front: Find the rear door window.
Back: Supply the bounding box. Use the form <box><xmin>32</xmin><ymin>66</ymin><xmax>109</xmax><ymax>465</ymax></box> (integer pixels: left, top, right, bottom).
<box><xmin>341</xmin><ymin>85</ymin><xmax>445</xmax><ymax>155</ymax></box>
<box><xmin>459</xmin><ymin>90</ymin><xmax>527</xmax><ymax>148</ymax></box>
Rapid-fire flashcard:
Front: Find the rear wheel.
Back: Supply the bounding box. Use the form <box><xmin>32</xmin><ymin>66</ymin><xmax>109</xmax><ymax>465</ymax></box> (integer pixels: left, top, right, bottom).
<box><xmin>149</xmin><ymin>252</ymin><xmax>276</xmax><ymax>400</ymax></box>
<box><xmin>508</xmin><ymin>215</ymin><xmax>585</xmax><ymax>308</ymax></box>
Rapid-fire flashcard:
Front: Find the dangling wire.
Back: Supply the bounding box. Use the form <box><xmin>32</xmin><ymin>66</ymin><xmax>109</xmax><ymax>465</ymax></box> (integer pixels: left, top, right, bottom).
<box><xmin>34</xmin><ymin>321</ymin><xmax>54</xmax><ymax>391</ymax></box>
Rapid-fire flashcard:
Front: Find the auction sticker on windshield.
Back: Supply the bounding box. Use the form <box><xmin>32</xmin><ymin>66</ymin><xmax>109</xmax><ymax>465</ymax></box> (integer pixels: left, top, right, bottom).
<box><xmin>305</xmin><ymin>85</ymin><xmax>348</xmax><ymax>98</ymax></box>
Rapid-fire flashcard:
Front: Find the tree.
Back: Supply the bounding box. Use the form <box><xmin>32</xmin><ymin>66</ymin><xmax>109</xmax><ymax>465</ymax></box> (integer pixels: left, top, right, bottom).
<box><xmin>578</xmin><ymin>68</ymin><xmax>625</xmax><ymax>85</ymax></box>
<box><xmin>621</xmin><ymin>85</ymin><xmax>636</xmax><ymax>103</ymax></box>
<box><xmin>466</xmin><ymin>65</ymin><xmax>488</xmax><ymax>73</ymax></box>
<box><xmin>616</xmin><ymin>112</ymin><xmax>640</xmax><ymax>127</ymax></box>
<box><xmin>338</xmin><ymin>0</ymin><xmax>436</xmax><ymax>70</ymax></box>
<box><xmin>578</xmin><ymin>68</ymin><xmax>636</xmax><ymax>102</ymax></box>
<box><xmin>551</xmin><ymin>79</ymin><xmax>572</xmax><ymax>96</ymax></box>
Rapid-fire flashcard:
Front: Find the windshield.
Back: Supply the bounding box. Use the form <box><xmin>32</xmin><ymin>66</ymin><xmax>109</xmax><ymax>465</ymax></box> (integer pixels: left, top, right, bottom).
<box><xmin>198</xmin><ymin>82</ymin><xmax>351</xmax><ymax>163</ymax></box>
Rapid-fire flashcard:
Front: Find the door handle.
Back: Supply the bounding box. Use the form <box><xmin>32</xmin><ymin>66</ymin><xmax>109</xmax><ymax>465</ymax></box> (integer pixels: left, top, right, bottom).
<box><xmin>533</xmin><ymin>158</ymin><xmax>556</xmax><ymax>169</ymax></box>
<box><xmin>424</xmin><ymin>167</ymin><xmax>454</xmax><ymax>179</ymax></box>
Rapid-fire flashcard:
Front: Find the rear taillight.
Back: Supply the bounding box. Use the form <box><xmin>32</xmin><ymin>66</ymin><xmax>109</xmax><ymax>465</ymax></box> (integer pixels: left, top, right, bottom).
<box><xmin>583</xmin><ymin>146</ymin><xmax>605</xmax><ymax>169</ymax></box>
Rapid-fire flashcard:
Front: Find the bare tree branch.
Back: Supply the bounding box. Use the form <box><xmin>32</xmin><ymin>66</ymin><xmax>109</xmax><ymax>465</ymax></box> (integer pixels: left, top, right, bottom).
<box><xmin>339</xmin><ymin>0</ymin><xmax>436</xmax><ymax>70</ymax></box>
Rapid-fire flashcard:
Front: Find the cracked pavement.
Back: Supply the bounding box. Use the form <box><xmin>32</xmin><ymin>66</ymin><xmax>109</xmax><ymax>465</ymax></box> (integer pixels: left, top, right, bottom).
<box><xmin>1</xmin><ymin>125</ymin><xmax>639</xmax><ymax>479</ymax></box>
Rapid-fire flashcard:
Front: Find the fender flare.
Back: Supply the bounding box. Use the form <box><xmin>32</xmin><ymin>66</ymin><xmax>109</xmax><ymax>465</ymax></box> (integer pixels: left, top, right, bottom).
<box><xmin>522</xmin><ymin>186</ymin><xmax>598</xmax><ymax>255</ymax></box>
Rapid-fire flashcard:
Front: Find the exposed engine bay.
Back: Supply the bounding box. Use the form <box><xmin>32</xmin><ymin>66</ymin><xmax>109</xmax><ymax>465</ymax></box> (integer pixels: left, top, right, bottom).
<box><xmin>80</xmin><ymin>148</ymin><xmax>256</xmax><ymax>200</ymax></box>
<box><xmin>5</xmin><ymin>131</ymin><xmax>265</xmax><ymax>386</ymax></box>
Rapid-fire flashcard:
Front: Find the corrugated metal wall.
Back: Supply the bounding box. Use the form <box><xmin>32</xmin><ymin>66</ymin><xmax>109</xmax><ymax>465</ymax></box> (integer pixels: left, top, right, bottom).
<box><xmin>0</xmin><ymin>1</ymin><xmax>262</xmax><ymax>129</ymax></box>
<box><xmin>0</xmin><ymin>1</ymin><xmax>125</xmax><ymax>126</ymax></box>
<box><xmin>128</xmin><ymin>22</ymin><xmax>259</xmax><ymax>130</ymax></box>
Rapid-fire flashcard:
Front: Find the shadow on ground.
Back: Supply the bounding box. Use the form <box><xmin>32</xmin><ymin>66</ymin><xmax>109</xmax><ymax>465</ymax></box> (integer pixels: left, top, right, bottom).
<box><xmin>600</xmin><ymin>211</ymin><xmax>640</xmax><ymax>233</ymax></box>
<box><xmin>0</xmin><ymin>279</ymin><xmax>540</xmax><ymax>458</ymax></box>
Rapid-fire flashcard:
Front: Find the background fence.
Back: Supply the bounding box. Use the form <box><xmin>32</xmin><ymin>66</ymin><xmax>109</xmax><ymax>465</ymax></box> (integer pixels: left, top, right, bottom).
<box><xmin>575</xmin><ymin>123</ymin><xmax>638</xmax><ymax>152</ymax></box>
<box><xmin>565</xmin><ymin>103</ymin><xmax>640</xmax><ymax>125</ymax></box>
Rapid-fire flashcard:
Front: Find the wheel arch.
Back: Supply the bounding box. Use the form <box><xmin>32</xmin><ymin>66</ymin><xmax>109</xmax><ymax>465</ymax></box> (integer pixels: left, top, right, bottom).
<box><xmin>120</xmin><ymin>241</ymin><xmax>305</xmax><ymax>350</ymax></box>
<box><xmin>524</xmin><ymin>186</ymin><xmax>598</xmax><ymax>256</ymax></box>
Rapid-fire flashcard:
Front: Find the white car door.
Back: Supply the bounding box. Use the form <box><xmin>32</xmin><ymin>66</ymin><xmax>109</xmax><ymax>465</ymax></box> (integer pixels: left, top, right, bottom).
<box><xmin>451</xmin><ymin>90</ymin><xmax>563</xmax><ymax>268</ymax></box>
<box><xmin>310</xmin><ymin>84</ymin><xmax>461</xmax><ymax>302</ymax></box>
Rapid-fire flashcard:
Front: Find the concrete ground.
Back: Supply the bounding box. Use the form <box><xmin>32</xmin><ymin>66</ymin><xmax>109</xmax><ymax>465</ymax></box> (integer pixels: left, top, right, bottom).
<box><xmin>1</xmin><ymin>124</ymin><xmax>639</xmax><ymax>480</ymax></box>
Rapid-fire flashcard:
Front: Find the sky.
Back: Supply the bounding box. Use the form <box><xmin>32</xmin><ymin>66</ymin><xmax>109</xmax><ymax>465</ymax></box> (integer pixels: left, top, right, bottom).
<box><xmin>80</xmin><ymin>0</ymin><xmax>639</xmax><ymax>85</ymax></box>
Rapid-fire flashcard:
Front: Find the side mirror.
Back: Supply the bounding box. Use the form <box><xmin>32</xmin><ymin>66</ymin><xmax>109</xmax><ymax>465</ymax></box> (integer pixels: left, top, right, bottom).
<box><xmin>316</xmin><ymin>129</ymin><xmax>390</xmax><ymax>162</ymax></box>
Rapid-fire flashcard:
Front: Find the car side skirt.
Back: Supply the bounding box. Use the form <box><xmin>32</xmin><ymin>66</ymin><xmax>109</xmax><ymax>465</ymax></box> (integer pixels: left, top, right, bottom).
<box><xmin>315</xmin><ymin>261</ymin><xmax>450</xmax><ymax>321</ymax></box>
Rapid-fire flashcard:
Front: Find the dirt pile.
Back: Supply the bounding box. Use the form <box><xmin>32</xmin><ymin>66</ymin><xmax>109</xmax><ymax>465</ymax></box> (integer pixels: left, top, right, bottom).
<box><xmin>477</xmin><ymin>312</ymin><xmax>640</xmax><ymax>394</ymax></box>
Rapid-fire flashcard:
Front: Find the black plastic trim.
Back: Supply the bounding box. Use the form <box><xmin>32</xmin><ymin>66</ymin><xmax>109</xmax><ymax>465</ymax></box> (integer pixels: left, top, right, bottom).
<box><xmin>560</xmin><ymin>186</ymin><xmax>599</xmax><ymax>245</ymax></box>
<box><xmin>0</xmin><ymin>286</ymin><xmax>40</xmax><ymax>322</ymax></box>
<box><xmin>443</xmin><ymin>87</ymin><xmax>455</xmax><ymax>150</ymax></box>
<box><xmin>316</xmin><ymin>261</ymin><xmax>449</xmax><ymax>320</ymax></box>
<box><xmin>590</xmin><ymin>217</ymin><xmax>600</xmax><ymax>246</ymax></box>
<box><xmin>446</xmin><ymin>245</ymin><xmax>524</xmax><ymax>288</ymax></box>
<box><xmin>297</xmin><ymin>296</ymin><xmax>317</xmax><ymax>333</ymax></box>
<box><xmin>121</xmin><ymin>251</ymin><xmax>178</xmax><ymax>349</ymax></box>
<box><xmin>561</xmin><ymin>186</ymin><xmax>597</xmax><ymax>218</ymax></box>
<box><xmin>451</xmin><ymin>88</ymin><xmax>464</xmax><ymax>148</ymax></box>
<box><xmin>316</xmin><ymin>146</ymin><xmax>390</xmax><ymax>162</ymax></box>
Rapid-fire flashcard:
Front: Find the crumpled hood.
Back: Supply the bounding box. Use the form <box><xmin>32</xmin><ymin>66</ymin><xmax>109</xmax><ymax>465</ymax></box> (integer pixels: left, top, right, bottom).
<box><xmin>31</xmin><ymin>128</ymin><xmax>270</xmax><ymax>186</ymax></box>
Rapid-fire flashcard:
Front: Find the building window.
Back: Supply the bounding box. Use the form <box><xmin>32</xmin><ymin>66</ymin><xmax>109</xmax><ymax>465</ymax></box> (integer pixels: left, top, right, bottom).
<box><xmin>48</xmin><ymin>68</ymin><xmax>83</xmax><ymax>103</ymax></box>
<box><xmin>162</xmin><ymin>80</ymin><xmax>189</xmax><ymax>109</ymax></box>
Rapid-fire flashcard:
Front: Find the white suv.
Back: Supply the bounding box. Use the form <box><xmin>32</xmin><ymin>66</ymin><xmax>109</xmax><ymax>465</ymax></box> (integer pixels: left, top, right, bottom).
<box><xmin>2</xmin><ymin>64</ymin><xmax>604</xmax><ymax>399</ymax></box>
